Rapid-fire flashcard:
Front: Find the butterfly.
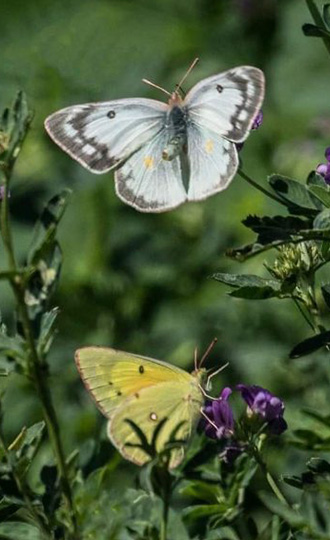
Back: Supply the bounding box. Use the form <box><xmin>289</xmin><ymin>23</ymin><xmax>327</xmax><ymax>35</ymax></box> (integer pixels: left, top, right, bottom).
<box><xmin>75</xmin><ymin>345</ymin><xmax>216</xmax><ymax>468</ymax></box>
<box><xmin>45</xmin><ymin>58</ymin><xmax>265</xmax><ymax>213</ymax></box>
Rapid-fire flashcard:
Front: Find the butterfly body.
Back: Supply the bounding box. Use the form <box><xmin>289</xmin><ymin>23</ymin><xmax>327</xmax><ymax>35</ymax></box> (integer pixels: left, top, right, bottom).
<box><xmin>45</xmin><ymin>64</ymin><xmax>264</xmax><ymax>212</ymax></box>
<box><xmin>75</xmin><ymin>347</ymin><xmax>206</xmax><ymax>468</ymax></box>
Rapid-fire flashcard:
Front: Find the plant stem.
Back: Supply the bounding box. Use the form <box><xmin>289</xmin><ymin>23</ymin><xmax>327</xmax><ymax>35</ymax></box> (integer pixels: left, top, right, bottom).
<box><xmin>237</xmin><ymin>169</ymin><xmax>288</xmax><ymax>206</ymax></box>
<box><xmin>305</xmin><ymin>0</ymin><xmax>330</xmax><ymax>56</ymax></box>
<box><xmin>0</xmin><ymin>169</ymin><xmax>78</xmax><ymax>538</ymax></box>
<box><xmin>0</xmin><ymin>423</ymin><xmax>51</xmax><ymax>536</ymax></box>
<box><xmin>292</xmin><ymin>296</ymin><xmax>315</xmax><ymax>331</ymax></box>
<box><xmin>251</xmin><ymin>444</ymin><xmax>288</xmax><ymax>505</ymax></box>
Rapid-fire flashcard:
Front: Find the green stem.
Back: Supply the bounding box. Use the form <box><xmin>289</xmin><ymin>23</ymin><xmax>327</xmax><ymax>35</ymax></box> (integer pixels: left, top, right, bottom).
<box><xmin>251</xmin><ymin>444</ymin><xmax>288</xmax><ymax>505</ymax></box>
<box><xmin>0</xmin><ymin>171</ymin><xmax>78</xmax><ymax>538</ymax></box>
<box><xmin>292</xmin><ymin>296</ymin><xmax>315</xmax><ymax>331</ymax></box>
<box><xmin>0</xmin><ymin>422</ymin><xmax>50</xmax><ymax>536</ymax></box>
<box><xmin>237</xmin><ymin>169</ymin><xmax>288</xmax><ymax>206</ymax></box>
<box><xmin>305</xmin><ymin>0</ymin><xmax>330</xmax><ymax>56</ymax></box>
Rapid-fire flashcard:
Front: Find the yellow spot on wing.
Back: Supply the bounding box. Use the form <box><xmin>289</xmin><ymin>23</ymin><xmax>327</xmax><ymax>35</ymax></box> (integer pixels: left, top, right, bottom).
<box><xmin>205</xmin><ymin>139</ymin><xmax>214</xmax><ymax>154</ymax></box>
<box><xmin>143</xmin><ymin>156</ymin><xmax>154</xmax><ymax>169</ymax></box>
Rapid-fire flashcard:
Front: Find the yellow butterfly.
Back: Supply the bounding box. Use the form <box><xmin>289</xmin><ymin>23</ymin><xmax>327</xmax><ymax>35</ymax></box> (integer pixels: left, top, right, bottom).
<box><xmin>75</xmin><ymin>346</ymin><xmax>214</xmax><ymax>469</ymax></box>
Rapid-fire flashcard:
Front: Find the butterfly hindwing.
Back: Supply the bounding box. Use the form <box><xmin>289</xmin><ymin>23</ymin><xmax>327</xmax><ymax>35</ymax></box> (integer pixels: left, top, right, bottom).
<box><xmin>184</xmin><ymin>66</ymin><xmax>265</xmax><ymax>143</ymax></box>
<box><xmin>115</xmin><ymin>128</ymin><xmax>187</xmax><ymax>212</ymax></box>
<box><xmin>108</xmin><ymin>380</ymin><xmax>203</xmax><ymax>468</ymax></box>
<box><xmin>45</xmin><ymin>98</ymin><xmax>167</xmax><ymax>173</ymax></box>
<box><xmin>187</xmin><ymin>124</ymin><xmax>238</xmax><ymax>201</ymax></box>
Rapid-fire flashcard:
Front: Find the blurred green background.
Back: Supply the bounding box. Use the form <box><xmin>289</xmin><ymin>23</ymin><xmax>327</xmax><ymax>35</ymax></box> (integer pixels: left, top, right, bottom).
<box><xmin>1</xmin><ymin>0</ymin><xmax>330</xmax><ymax>492</ymax></box>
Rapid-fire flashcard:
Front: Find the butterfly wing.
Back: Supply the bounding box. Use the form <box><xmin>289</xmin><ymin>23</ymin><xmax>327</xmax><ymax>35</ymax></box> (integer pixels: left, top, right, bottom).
<box><xmin>108</xmin><ymin>380</ymin><xmax>203</xmax><ymax>468</ymax></box>
<box><xmin>75</xmin><ymin>347</ymin><xmax>203</xmax><ymax>468</ymax></box>
<box><xmin>45</xmin><ymin>98</ymin><xmax>167</xmax><ymax>173</ymax></box>
<box><xmin>75</xmin><ymin>347</ymin><xmax>192</xmax><ymax>418</ymax></box>
<box><xmin>184</xmin><ymin>66</ymin><xmax>265</xmax><ymax>143</ymax></box>
<box><xmin>186</xmin><ymin>125</ymin><xmax>238</xmax><ymax>201</ymax></box>
<box><xmin>115</xmin><ymin>128</ymin><xmax>187</xmax><ymax>212</ymax></box>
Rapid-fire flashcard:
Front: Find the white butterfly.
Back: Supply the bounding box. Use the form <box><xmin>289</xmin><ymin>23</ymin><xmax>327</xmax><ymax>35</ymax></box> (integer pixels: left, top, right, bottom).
<box><xmin>45</xmin><ymin>59</ymin><xmax>265</xmax><ymax>213</ymax></box>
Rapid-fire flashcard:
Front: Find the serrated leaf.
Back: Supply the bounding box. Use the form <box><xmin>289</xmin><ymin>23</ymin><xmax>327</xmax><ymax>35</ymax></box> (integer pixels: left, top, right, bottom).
<box><xmin>242</xmin><ymin>214</ymin><xmax>310</xmax><ymax>244</ymax></box>
<box><xmin>211</xmin><ymin>273</ymin><xmax>280</xmax><ymax>290</ymax></box>
<box><xmin>269</xmin><ymin>174</ymin><xmax>320</xmax><ymax>213</ymax></box>
<box><xmin>212</xmin><ymin>273</ymin><xmax>281</xmax><ymax>300</ymax></box>
<box><xmin>324</xmin><ymin>3</ymin><xmax>330</xmax><ymax>29</ymax></box>
<box><xmin>289</xmin><ymin>330</ymin><xmax>330</xmax><ymax>358</ymax></box>
<box><xmin>302</xmin><ymin>23</ymin><xmax>330</xmax><ymax>37</ymax></box>
<box><xmin>308</xmin><ymin>185</ymin><xmax>330</xmax><ymax>208</ymax></box>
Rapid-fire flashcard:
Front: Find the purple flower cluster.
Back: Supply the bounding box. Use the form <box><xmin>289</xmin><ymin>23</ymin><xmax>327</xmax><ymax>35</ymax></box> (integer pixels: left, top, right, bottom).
<box><xmin>202</xmin><ymin>383</ymin><xmax>287</xmax><ymax>464</ymax></box>
<box><xmin>236</xmin><ymin>110</ymin><xmax>263</xmax><ymax>152</ymax></box>
<box><xmin>316</xmin><ymin>147</ymin><xmax>330</xmax><ymax>185</ymax></box>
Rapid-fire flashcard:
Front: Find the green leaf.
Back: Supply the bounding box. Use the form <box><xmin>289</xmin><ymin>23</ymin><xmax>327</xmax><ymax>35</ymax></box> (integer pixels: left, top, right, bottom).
<box><xmin>183</xmin><ymin>504</ymin><xmax>225</xmax><ymax>520</ymax></box>
<box><xmin>0</xmin><ymin>92</ymin><xmax>33</xmax><ymax>170</ymax></box>
<box><xmin>307</xmin><ymin>457</ymin><xmax>330</xmax><ymax>475</ymax></box>
<box><xmin>268</xmin><ymin>174</ymin><xmax>320</xmax><ymax>213</ymax></box>
<box><xmin>242</xmin><ymin>214</ymin><xmax>310</xmax><ymax>244</ymax></box>
<box><xmin>289</xmin><ymin>330</ymin><xmax>330</xmax><ymax>358</ymax></box>
<box><xmin>37</xmin><ymin>308</ymin><xmax>59</xmax><ymax>358</ymax></box>
<box><xmin>0</xmin><ymin>522</ymin><xmax>42</xmax><ymax>540</ymax></box>
<box><xmin>212</xmin><ymin>273</ymin><xmax>281</xmax><ymax>300</ymax></box>
<box><xmin>302</xmin><ymin>23</ymin><xmax>330</xmax><ymax>37</ymax></box>
<box><xmin>205</xmin><ymin>527</ymin><xmax>240</xmax><ymax>540</ymax></box>
<box><xmin>321</xmin><ymin>284</ymin><xmax>330</xmax><ymax>309</ymax></box>
<box><xmin>179</xmin><ymin>480</ymin><xmax>220</xmax><ymax>503</ymax></box>
<box><xmin>313</xmin><ymin>208</ymin><xmax>330</xmax><ymax>229</ymax></box>
<box><xmin>27</xmin><ymin>189</ymin><xmax>71</xmax><ymax>266</ymax></box>
<box><xmin>323</xmin><ymin>3</ymin><xmax>330</xmax><ymax>29</ymax></box>
<box><xmin>258</xmin><ymin>491</ymin><xmax>305</xmax><ymax>529</ymax></box>
<box><xmin>308</xmin><ymin>185</ymin><xmax>330</xmax><ymax>208</ymax></box>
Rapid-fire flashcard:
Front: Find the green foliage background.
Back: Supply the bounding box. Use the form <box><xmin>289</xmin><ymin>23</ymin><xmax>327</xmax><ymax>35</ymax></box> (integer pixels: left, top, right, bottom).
<box><xmin>1</xmin><ymin>0</ymin><xmax>330</xmax><ymax>529</ymax></box>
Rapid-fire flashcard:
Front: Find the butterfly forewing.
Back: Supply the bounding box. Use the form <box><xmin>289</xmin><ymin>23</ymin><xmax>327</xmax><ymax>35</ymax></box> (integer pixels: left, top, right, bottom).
<box><xmin>45</xmin><ymin>98</ymin><xmax>167</xmax><ymax>173</ymax></box>
<box><xmin>187</xmin><ymin>125</ymin><xmax>238</xmax><ymax>201</ymax></box>
<box><xmin>75</xmin><ymin>347</ymin><xmax>192</xmax><ymax>417</ymax></box>
<box><xmin>184</xmin><ymin>66</ymin><xmax>265</xmax><ymax>143</ymax></box>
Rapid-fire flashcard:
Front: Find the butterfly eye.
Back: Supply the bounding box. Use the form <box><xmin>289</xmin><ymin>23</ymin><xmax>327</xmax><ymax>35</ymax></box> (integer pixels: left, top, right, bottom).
<box><xmin>107</xmin><ymin>110</ymin><xmax>116</xmax><ymax>119</ymax></box>
<box><xmin>216</xmin><ymin>84</ymin><xmax>223</xmax><ymax>93</ymax></box>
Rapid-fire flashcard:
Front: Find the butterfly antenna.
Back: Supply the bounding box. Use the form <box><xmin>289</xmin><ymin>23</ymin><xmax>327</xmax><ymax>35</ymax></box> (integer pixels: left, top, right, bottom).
<box><xmin>177</xmin><ymin>57</ymin><xmax>199</xmax><ymax>91</ymax></box>
<box><xmin>194</xmin><ymin>347</ymin><xmax>198</xmax><ymax>372</ymax></box>
<box><xmin>142</xmin><ymin>78</ymin><xmax>172</xmax><ymax>97</ymax></box>
<box><xmin>199</xmin><ymin>337</ymin><xmax>218</xmax><ymax>369</ymax></box>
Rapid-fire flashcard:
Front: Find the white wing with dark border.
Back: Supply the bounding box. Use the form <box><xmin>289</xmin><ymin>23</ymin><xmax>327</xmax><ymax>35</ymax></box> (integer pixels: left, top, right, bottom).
<box><xmin>184</xmin><ymin>66</ymin><xmax>265</xmax><ymax>143</ymax></box>
<box><xmin>45</xmin><ymin>98</ymin><xmax>168</xmax><ymax>173</ymax></box>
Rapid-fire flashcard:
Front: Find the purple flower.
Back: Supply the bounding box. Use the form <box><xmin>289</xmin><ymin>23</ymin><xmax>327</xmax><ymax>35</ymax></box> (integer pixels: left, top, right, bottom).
<box><xmin>236</xmin><ymin>110</ymin><xmax>263</xmax><ymax>152</ymax></box>
<box><xmin>316</xmin><ymin>147</ymin><xmax>330</xmax><ymax>185</ymax></box>
<box><xmin>203</xmin><ymin>387</ymin><xmax>234</xmax><ymax>440</ymax></box>
<box><xmin>236</xmin><ymin>384</ymin><xmax>287</xmax><ymax>435</ymax></box>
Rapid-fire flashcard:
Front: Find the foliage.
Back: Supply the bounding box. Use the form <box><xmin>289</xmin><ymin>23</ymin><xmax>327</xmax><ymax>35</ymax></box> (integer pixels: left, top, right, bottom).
<box><xmin>2</xmin><ymin>1</ymin><xmax>330</xmax><ymax>539</ymax></box>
